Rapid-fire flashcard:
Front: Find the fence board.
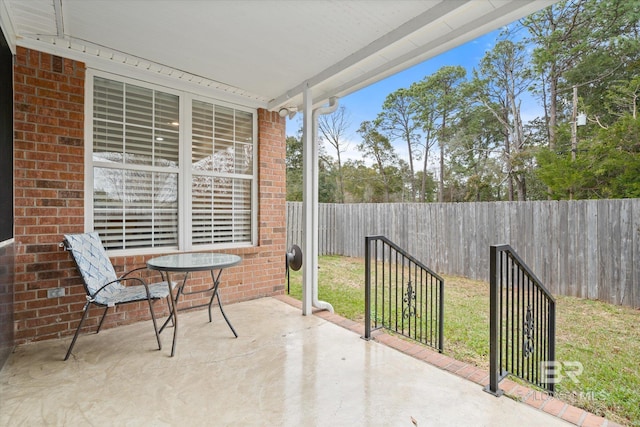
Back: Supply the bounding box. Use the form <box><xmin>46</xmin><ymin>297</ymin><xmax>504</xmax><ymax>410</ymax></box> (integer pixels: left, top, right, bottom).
<box><xmin>632</xmin><ymin>199</ymin><xmax>640</xmax><ymax>308</ymax></box>
<box><xmin>286</xmin><ymin>199</ymin><xmax>639</xmax><ymax>308</ymax></box>
<box><xmin>619</xmin><ymin>199</ymin><xmax>632</xmax><ymax>307</ymax></box>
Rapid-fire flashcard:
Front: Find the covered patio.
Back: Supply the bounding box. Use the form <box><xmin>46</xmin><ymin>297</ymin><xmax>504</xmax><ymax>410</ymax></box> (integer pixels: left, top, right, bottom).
<box><xmin>3</xmin><ymin>0</ymin><xmax>614</xmax><ymax>425</ymax></box>
<box><xmin>1</xmin><ymin>296</ymin><xmax>576</xmax><ymax>426</ymax></box>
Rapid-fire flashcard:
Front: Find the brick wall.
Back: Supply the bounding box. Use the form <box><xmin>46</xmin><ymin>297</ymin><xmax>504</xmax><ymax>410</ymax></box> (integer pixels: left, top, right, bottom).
<box><xmin>12</xmin><ymin>47</ymin><xmax>286</xmax><ymax>345</ymax></box>
<box><xmin>13</xmin><ymin>47</ymin><xmax>87</xmax><ymax>343</ymax></box>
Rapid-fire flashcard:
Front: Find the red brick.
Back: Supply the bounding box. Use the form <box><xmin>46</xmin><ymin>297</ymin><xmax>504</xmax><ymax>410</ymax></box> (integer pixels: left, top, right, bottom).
<box><xmin>581</xmin><ymin>414</ymin><xmax>608</xmax><ymax>427</ymax></box>
<box><xmin>540</xmin><ymin>398</ymin><xmax>566</xmax><ymax>417</ymax></box>
<box><xmin>560</xmin><ymin>405</ymin><xmax>586</xmax><ymax>425</ymax></box>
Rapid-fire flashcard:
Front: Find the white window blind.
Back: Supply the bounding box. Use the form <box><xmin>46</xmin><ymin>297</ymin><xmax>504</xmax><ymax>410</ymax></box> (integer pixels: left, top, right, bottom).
<box><xmin>90</xmin><ymin>74</ymin><xmax>256</xmax><ymax>252</ymax></box>
<box><xmin>92</xmin><ymin>77</ymin><xmax>179</xmax><ymax>250</ymax></box>
<box><xmin>191</xmin><ymin>100</ymin><xmax>253</xmax><ymax>245</ymax></box>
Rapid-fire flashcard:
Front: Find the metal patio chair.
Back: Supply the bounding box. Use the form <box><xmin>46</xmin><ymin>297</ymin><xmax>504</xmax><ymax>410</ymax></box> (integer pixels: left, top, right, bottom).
<box><xmin>62</xmin><ymin>232</ymin><xmax>173</xmax><ymax>360</ymax></box>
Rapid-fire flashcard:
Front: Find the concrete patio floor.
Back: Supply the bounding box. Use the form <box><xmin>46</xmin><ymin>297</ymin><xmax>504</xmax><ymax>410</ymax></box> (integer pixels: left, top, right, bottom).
<box><xmin>1</xmin><ymin>296</ymin><xmax>583</xmax><ymax>426</ymax></box>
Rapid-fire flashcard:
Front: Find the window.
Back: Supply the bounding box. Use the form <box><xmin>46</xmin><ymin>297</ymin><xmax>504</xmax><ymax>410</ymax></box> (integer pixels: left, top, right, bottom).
<box><xmin>191</xmin><ymin>101</ymin><xmax>254</xmax><ymax>245</ymax></box>
<box><xmin>89</xmin><ymin>74</ymin><xmax>256</xmax><ymax>252</ymax></box>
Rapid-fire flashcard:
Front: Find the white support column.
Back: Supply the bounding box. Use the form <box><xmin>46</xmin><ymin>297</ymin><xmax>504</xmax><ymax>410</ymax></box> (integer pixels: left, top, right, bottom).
<box><xmin>301</xmin><ymin>84</ymin><xmax>314</xmax><ymax>315</ymax></box>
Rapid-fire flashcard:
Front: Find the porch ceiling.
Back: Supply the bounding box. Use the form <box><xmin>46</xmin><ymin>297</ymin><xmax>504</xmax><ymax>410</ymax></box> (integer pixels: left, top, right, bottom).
<box><xmin>0</xmin><ymin>0</ymin><xmax>555</xmax><ymax>110</ymax></box>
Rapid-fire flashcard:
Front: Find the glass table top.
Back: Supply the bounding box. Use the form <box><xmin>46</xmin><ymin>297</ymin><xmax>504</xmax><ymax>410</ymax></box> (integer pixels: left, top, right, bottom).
<box><xmin>147</xmin><ymin>252</ymin><xmax>242</xmax><ymax>272</ymax></box>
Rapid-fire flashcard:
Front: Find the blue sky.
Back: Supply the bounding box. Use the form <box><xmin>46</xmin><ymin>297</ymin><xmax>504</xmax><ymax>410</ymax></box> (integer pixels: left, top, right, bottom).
<box><xmin>286</xmin><ymin>28</ymin><xmax>542</xmax><ymax>165</ymax></box>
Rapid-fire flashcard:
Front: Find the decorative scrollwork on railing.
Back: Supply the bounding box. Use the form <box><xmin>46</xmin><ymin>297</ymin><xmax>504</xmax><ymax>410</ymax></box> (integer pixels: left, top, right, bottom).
<box><xmin>523</xmin><ymin>304</ymin><xmax>535</xmax><ymax>358</ymax></box>
<box><xmin>402</xmin><ymin>280</ymin><xmax>416</xmax><ymax>319</ymax></box>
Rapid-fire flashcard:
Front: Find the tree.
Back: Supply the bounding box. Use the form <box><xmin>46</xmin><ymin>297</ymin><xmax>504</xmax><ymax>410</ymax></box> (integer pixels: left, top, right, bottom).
<box><xmin>448</xmin><ymin>103</ymin><xmax>504</xmax><ymax>201</ymax></box>
<box><xmin>318</xmin><ymin>106</ymin><xmax>351</xmax><ymax>203</ymax></box>
<box><xmin>410</xmin><ymin>82</ymin><xmax>439</xmax><ymax>202</ymax></box>
<box><xmin>521</xmin><ymin>0</ymin><xmax>592</xmax><ymax>152</ymax></box>
<box><xmin>473</xmin><ymin>39</ymin><xmax>532</xmax><ymax>200</ymax></box>
<box><xmin>356</xmin><ymin>121</ymin><xmax>399</xmax><ymax>202</ymax></box>
<box><xmin>412</xmin><ymin>66</ymin><xmax>467</xmax><ymax>202</ymax></box>
<box><xmin>286</xmin><ymin>135</ymin><xmax>303</xmax><ymax>201</ymax></box>
<box><xmin>318</xmin><ymin>156</ymin><xmax>339</xmax><ymax>203</ymax></box>
<box><xmin>286</xmin><ymin>131</ymin><xmax>339</xmax><ymax>202</ymax></box>
<box><xmin>527</xmin><ymin>0</ymin><xmax>640</xmax><ymax>200</ymax></box>
<box><xmin>377</xmin><ymin>88</ymin><xmax>421</xmax><ymax>201</ymax></box>
<box><xmin>521</xmin><ymin>0</ymin><xmax>640</xmax><ymax>150</ymax></box>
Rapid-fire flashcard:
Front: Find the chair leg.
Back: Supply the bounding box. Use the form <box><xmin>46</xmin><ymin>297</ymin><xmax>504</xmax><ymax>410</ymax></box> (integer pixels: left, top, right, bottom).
<box><xmin>96</xmin><ymin>306</ymin><xmax>110</xmax><ymax>333</ymax></box>
<box><xmin>64</xmin><ymin>303</ymin><xmax>91</xmax><ymax>361</ymax></box>
<box><xmin>147</xmin><ymin>298</ymin><xmax>162</xmax><ymax>351</ymax></box>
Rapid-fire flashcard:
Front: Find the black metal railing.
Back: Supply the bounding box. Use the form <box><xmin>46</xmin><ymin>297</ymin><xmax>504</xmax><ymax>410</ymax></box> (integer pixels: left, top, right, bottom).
<box><xmin>485</xmin><ymin>244</ymin><xmax>556</xmax><ymax>396</ymax></box>
<box><xmin>364</xmin><ymin>236</ymin><xmax>444</xmax><ymax>352</ymax></box>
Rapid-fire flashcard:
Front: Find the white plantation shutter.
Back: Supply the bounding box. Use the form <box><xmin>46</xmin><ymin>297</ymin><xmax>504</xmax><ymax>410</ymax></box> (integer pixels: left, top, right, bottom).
<box><xmin>191</xmin><ymin>100</ymin><xmax>254</xmax><ymax>246</ymax></box>
<box><xmin>92</xmin><ymin>76</ymin><xmax>179</xmax><ymax>250</ymax></box>
<box><xmin>90</xmin><ymin>74</ymin><xmax>256</xmax><ymax>251</ymax></box>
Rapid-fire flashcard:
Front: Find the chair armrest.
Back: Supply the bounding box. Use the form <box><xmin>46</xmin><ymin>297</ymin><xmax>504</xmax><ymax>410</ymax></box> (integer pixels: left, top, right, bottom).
<box><xmin>120</xmin><ymin>266</ymin><xmax>168</xmax><ymax>285</ymax></box>
<box><xmin>119</xmin><ymin>266</ymin><xmax>147</xmax><ymax>279</ymax></box>
<box><xmin>92</xmin><ymin>276</ymin><xmax>147</xmax><ymax>297</ymax></box>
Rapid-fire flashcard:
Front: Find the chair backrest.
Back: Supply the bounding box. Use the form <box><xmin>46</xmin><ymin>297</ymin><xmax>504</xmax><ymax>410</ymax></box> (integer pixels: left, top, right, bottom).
<box><xmin>63</xmin><ymin>232</ymin><xmax>124</xmax><ymax>305</ymax></box>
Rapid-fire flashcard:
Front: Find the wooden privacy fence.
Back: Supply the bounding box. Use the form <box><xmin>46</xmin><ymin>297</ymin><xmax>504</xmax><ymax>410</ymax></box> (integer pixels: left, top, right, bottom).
<box><xmin>286</xmin><ymin>199</ymin><xmax>640</xmax><ymax>308</ymax></box>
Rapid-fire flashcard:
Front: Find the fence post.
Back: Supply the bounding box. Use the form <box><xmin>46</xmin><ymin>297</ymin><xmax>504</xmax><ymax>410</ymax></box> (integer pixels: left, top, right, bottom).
<box><xmin>485</xmin><ymin>245</ymin><xmax>503</xmax><ymax>396</ymax></box>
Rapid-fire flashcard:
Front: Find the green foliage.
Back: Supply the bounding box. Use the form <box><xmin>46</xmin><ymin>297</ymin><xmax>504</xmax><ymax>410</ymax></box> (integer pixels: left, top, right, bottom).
<box><xmin>286</xmin><ymin>136</ymin><xmax>303</xmax><ymax>201</ymax></box>
<box><xmin>286</xmin><ymin>133</ymin><xmax>342</xmax><ymax>202</ymax></box>
<box><xmin>537</xmin><ymin>114</ymin><xmax>640</xmax><ymax>199</ymax></box>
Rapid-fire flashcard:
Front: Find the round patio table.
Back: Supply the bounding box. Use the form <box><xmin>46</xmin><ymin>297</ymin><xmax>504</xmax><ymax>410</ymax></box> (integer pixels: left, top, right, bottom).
<box><xmin>147</xmin><ymin>252</ymin><xmax>242</xmax><ymax>357</ymax></box>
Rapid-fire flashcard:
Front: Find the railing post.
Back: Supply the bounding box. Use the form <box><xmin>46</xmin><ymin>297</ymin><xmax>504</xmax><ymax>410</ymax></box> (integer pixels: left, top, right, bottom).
<box><xmin>548</xmin><ymin>299</ymin><xmax>556</xmax><ymax>395</ymax></box>
<box><xmin>438</xmin><ymin>278</ymin><xmax>444</xmax><ymax>353</ymax></box>
<box><xmin>363</xmin><ymin>236</ymin><xmax>372</xmax><ymax>340</ymax></box>
<box><xmin>485</xmin><ymin>245</ymin><xmax>503</xmax><ymax>396</ymax></box>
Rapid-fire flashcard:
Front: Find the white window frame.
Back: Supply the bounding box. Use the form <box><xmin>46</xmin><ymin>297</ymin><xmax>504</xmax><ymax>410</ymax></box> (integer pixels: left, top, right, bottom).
<box><xmin>84</xmin><ymin>69</ymin><xmax>258</xmax><ymax>256</ymax></box>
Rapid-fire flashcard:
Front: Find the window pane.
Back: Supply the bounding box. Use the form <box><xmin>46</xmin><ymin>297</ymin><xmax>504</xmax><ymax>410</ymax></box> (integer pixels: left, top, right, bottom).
<box><xmin>155</xmin><ymin>131</ymin><xmax>179</xmax><ymax>167</ymax></box>
<box><xmin>192</xmin><ymin>100</ymin><xmax>214</xmax><ymax>170</ymax></box>
<box><xmin>235</xmin><ymin>110</ymin><xmax>253</xmax><ymax>142</ymax></box>
<box><xmin>94</xmin><ymin>167</ymin><xmax>178</xmax><ymax>250</ymax></box>
<box><xmin>235</xmin><ymin>142</ymin><xmax>253</xmax><ymax>174</ymax></box>
<box><xmin>192</xmin><ymin>100</ymin><xmax>213</xmax><ymax>138</ymax></box>
<box><xmin>233</xmin><ymin>179</ymin><xmax>252</xmax><ymax>241</ymax></box>
<box><xmin>125</xmin><ymin>84</ymin><xmax>153</xmax><ymax>127</ymax></box>
<box><xmin>214</xmin><ymin>139</ymin><xmax>234</xmax><ymax>173</ymax></box>
<box><xmin>125</xmin><ymin>125</ymin><xmax>153</xmax><ymax>166</ymax></box>
<box><xmin>213</xmin><ymin>177</ymin><xmax>234</xmax><ymax>243</ymax></box>
<box><xmin>155</xmin><ymin>92</ymin><xmax>180</xmax><ymax>166</ymax></box>
<box><xmin>93</xmin><ymin>120</ymin><xmax>123</xmax><ymax>158</ymax></box>
<box><xmin>155</xmin><ymin>92</ymin><xmax>179</xmax><ymax>132</ymax></box>
<box><xmin>94</xmin><ymin>77</ymin><xmax>123</xmax><ymax>122</ymax></box>
<box><xmin>191</xmin><ymin>176</ymin><xmax>252</xmax><ymax>245</ymax></box>
<box><xmin>214</xmin><ymin>106</ymin><xmax>234</xmax><ymax>141</ymax></box>
<box><xmin>192</xmin><ymin>175</ymin><xmax>213</xmax><ymax>244</ymax></box>
<box><xmin>192</xmin><ymin>135</ymin><xmax>212</xmax><ymax>171</ymax></box>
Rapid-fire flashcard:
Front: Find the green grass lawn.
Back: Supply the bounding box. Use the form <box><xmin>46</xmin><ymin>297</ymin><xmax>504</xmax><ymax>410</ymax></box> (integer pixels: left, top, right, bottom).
<box><xmin>287</xmin><ymin>255</ymin><xmax>640</xmax><ymax>426</ymax></box>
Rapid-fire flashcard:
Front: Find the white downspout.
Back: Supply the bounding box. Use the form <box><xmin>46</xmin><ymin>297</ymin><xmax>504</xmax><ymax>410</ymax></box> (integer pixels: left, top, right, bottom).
<box><xmin>301</xmin><ymin>85</ymin><xmax>337</xmax><ymax>315</ymax></box>
<box><xmin>301</xmin><ymin>85</ymin><xmax>313</xmax><ymax>315</ymax></box>
<box><xmin>310</xmin><ymin>96</ymin><xmax>338</xmax><ymax>313</ymax></box>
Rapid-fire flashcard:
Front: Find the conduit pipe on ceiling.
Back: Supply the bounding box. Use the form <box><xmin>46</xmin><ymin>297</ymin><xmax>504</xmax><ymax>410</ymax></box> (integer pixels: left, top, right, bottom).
<box><xmin>310</xmin><ymin>96</ymin><xmax>338</xmax><ymax>313</ymax></box>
